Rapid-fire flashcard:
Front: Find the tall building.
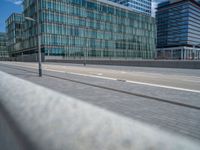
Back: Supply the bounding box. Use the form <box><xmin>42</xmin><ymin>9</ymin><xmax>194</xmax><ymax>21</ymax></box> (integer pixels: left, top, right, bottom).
<box><xmin>109</xmin><ymin>0</ymin><xmax>152</xmax><ymax>15</ymax></box>
<box><xmin>156</xmin><ymin>0</ymin><xmax>200</xmax><ymax>60</ymax></box>
<box><xmin>6</xmin><ymin>13</ymin><xmax>23</xmax><ymax>57</ymax></box>
<box><xmin>0</xmin><ymin>32</ymin><xmax>8</xmax><ymax>59</ymax></box>
<box><xmin>9</xmin><ymin>0</ymin><xmax>156</xmax><ymax>61</ymax></box>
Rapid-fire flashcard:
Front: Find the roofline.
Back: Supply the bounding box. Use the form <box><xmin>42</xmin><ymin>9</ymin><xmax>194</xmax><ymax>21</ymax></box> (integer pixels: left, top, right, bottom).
<box><xmin>5</xmin><ymin>13</ymin><xmax>23</xmax><ymax>23</ymax></box>
<box><xmin>0</xmin><ymin>32</ymin><xmax>6</xmax><ymax>36</ymax></box>
<box><xmin>90</xmin><ymin>0</ymin><xmax>152</xmax><ymax>17</ymax></box>
<box><xmin>23</xmin><ymin>0</ymin><xmax>152</xmax><ymax>18</ymax></box>
<box><xmin>157</xmin><ymin>0</ymin><xmax>200</xmax><ymax>10</ymax></box>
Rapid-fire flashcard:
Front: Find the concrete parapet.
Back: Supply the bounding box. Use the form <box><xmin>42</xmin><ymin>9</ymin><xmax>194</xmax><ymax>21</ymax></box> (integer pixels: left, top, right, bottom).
<box><xmin>46</xmin><ymin>59</ymin><xmax>200</xmax><ymax>69</ymax></box>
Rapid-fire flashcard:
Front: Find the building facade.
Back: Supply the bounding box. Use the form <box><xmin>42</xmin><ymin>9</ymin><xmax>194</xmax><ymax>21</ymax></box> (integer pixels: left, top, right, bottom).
<box><xmin>109</xmin><ymin>0</ymin><xmax>152</xmax><ymax>15</ymax></box>
<box><xmin>0</xmin><ymin>32</ymin><xmax>8</xmax><ymax>59</ymax></box>
<box><xmin>6</xmin><ymin>13</ymin><xmax>23</xmax><ymax>57</ymax></box>
<box><xmin>11</xmin><ymin>0</ymin><xmax>156</xmax><ymax>61</ymax></box>
<box><xmin>156</xmin><ymin>0</ymin><xmax>200</xmax><ymax>60</ymax></box>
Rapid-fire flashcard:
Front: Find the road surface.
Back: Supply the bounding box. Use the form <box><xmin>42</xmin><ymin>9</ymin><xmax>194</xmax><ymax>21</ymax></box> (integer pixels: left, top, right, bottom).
<box><xmin>0</xmin><ymin>61</ymin><xmax>200</xmax><ymax>142</ymax></box>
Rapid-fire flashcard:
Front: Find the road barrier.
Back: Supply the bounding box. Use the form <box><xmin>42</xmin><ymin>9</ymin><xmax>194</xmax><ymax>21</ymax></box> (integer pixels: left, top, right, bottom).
<box><xmin>0</xmin><ymin>71</ymin><xmax>199</xmax><ymax>150</ymax></box>
<box><xmin>46</xmin><ymin>59</ymin><xmax>200</xmax><ymax>69</ymax></box>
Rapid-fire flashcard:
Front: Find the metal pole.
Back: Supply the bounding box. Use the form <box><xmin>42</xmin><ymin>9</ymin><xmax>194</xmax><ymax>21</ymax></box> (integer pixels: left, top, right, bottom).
<box><xmin>37</xmin><ymin>0</ymin><xmax>42</xmax><ymax>77</ymax></box>
<box><xmin>22</xmin><ymin>52</ymin><xmax>23</xmax><ymax>62</ymax></box>
<box><xmin>84</xmin><ymin>49</ymin><xmax>86</xmax><ymax>66</ymax></box>
<box><xmin>192</xmin><ymin>45</ymin><xmax>195</xmax><ymax>60</ymax></box>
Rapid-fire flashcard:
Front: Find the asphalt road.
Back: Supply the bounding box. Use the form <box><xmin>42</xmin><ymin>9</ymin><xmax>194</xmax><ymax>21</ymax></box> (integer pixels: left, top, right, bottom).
<box><xmin>0</xmin><ymin>61</ymin><xmax>200</xmax><ymax>142</ymax></box>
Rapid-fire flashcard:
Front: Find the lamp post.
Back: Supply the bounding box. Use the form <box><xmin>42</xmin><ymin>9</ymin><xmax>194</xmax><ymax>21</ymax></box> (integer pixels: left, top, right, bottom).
<box><xmin>84</xmin><ymin>49</ymin><xmax>86</xmax><ymax>66</ymax></box>
<box><xmin>24</xmin><ymin>0</ymin><xmax>42</xmax><ymax>77</ymax></box>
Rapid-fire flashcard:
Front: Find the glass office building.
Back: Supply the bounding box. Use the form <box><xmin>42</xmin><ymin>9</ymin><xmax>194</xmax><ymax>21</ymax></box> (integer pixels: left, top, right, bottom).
<box><xmin>0</xmin><ymin>32</ymin><xmax>8</xmax><ymax>59</ymax></box>
<box><xmin>18</xmin><ymin>0</ymin><xmax>156</xmax><ymax>61</ymax></box>
<box><xmin>109</xmin><ymin>0</ymin><xmax>152</xmax><ymax>15</ymax></box>
<box><xmin>156</xmin><ymin>0</ymin><xmax>200</xmax><ymax>60</ymax></box>
<box><xmin>6</xmin><ymin>13</ymin><xmax>23</xmax><ymax>57</ymax></box>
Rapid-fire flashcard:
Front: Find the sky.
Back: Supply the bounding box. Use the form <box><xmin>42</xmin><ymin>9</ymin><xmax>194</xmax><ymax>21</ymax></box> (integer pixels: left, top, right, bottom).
<box><xmin>0</xmin><ymin>0</ymin><xmax>165</xmax><ymax>32</ymax></box>
<box><xmin>152</xmin><ymin>0</ymin><xmax>166</xmax><ymax>17</ymax></box>
<box><xmin>0</xmin><ymin>0</ymin><xmax>22</xmax><ymax>32</ymax></box>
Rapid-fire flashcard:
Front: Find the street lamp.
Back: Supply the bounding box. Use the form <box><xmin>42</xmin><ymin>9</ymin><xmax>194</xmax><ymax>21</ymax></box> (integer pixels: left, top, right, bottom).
<box><xmin>84</xmin><ymin>49</ymin><xmax>86</xmax><ymax>66</ymax></box>
<box><xmin>24</xmin><ymin>0</ymin><xmax>42</xmax><ymax>77</ymax></box>
<box><xmin>24</xmin><ymin>17</ymin><xmax>35</xmax><ymax>22</ymax></box>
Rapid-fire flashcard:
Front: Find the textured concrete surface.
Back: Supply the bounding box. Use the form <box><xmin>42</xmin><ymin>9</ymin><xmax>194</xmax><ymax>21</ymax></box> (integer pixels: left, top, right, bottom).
<box><xmin>0</xmin><ymin>62</ymin><xmax>200</xmax><ymax>141</ymax></box>
<box><xmin>0</xmin><ymin>71</ymin><xmax>200</xmax><ymax>150</ymax></box>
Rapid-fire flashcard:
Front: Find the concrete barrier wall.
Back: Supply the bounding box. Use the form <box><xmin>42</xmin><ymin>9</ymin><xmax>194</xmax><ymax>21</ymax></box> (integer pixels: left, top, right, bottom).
<box><xmin>0</xmin><ymin>71</ymin><xmax>200</xmax><ymax>150</ymax></box>
<box><xmin>46</xmin><ymin>59</ymin><xmax>200</xmax><ymax>69</ymax></box>
<box><xmin>14</xmin><ymin>53</ymin><xmax>45</xmax><ymax>62</ymax></box>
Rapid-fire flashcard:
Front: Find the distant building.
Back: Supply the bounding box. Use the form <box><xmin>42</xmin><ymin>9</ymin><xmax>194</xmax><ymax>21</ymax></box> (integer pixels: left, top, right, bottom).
<box><xmin>156</xmin><ymin>0</ymin><xmax>200</xmax><ymax>60</ymax></box>
<box><xmin>6</xmin><ymin>13</ymin><xmax>23</xmax><ymax>57</ymax></box>
<box><xmin>0</xmin><ymin>32</ymin><xmax>8</xmax><ymax>59</ymax></box>
<box><xmin>109</xmin><ymin>0</ymin><xmax>152</xmax><ymax>15</ymax></box>
<box><xmin>9</xmin><ymin>0</ymin><xmax>156</xmax><ymax>61</ymax></box>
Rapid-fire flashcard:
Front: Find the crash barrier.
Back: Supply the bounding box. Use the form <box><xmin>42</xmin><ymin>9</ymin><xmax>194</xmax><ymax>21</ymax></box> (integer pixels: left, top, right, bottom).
<box><xmin>46</xmin><ymin>58</ymin><xmax>200</xmax><ymax>69</ymax></box>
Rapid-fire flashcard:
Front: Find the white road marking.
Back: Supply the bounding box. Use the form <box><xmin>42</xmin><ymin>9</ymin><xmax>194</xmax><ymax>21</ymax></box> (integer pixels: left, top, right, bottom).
<box><xmin>9</xmin><ymin>63</ymin><xmax>200</xmax><ymax>82</ymax></box>
<box><xmin>66</xmin><ymin>72</ymin><xmax>117</xmax><ymax>81</ymax></box>
<box><xmin>1</xmin><ymin>62</ymin><xmax>200</xmax><ymax>93</ymax></box>
<box><xmin>121</xmin><ymin>71</ymin><xmax>126</xmax><ymax>74</ymax></box>
<box><xmin>45</xmin><ymin>68</ymin><xmax>66</xmax><ymax>73</ymax></box>
<box><xmin>126</xmin><ymin>80</ymin><xmax>200</xmax><ymax>94</ymax></box>
<box><xmin>97</xmin><ymin>73</ymin><xmax>103</xmax><ymax>76</ymax></box>
<box><xmin>64</xmin><ymin>71</ymin><xmax>200</xmax><ymax>94</ymax></box>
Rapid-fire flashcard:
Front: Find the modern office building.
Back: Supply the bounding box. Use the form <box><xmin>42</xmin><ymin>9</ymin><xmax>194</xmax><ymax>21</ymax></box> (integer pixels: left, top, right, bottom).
<box><xmin>156</xmin><ymin>0</ymin><xmax>200</xmax><ymax>60</ymax></box>
<box><xmin>109</xmin><ymin>0</ymin><xmax>152</xmax><ymax>15</ymax></box>
<box><xmin>6</xmin><ymin>13</ymin><xmax>23</xmax><ymax>57</ymax></box>
<box><xmin>10</xmin><ymin>0</ymin><xmax>156</xmax><ymax>61</ymax></box>
<box><xmin>0</xmin><ymin>32</ymin><xmax>8</xmax><ymax>59</ymax></box>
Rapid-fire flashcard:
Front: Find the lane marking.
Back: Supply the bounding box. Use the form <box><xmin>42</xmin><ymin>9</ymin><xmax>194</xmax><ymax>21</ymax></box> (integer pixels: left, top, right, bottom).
<box><xmin>66</xmin><ymin>72</ymin><xmax>117</xmax><ymax>81</ymax></box>
<box><xmin>126</xmin><ymin>80</ymin><xmax>200</xmax><ymax>94</ymax></box>
<box><xmin>121</xmin><ymin>71</ymin><xmax>126</xmax><ymax>74</ymax></box>
<box><xmin>7</xmin><ymin>63</ymin><xmax>200</xmax><ymax>82</ymax></box>
<box><xmin>66</xmin><ymin>72</ymin><xmax>200</xmax><ymax>94</ymax></box>
<box><xmin>2</xmin><ymin>62</ymin><xmax>200</xmax><ymax>79</ymax></box>
<box><xmin>65</xmin><ymin>72</ymin><xmax>200</xmax><ymax>94</ymax></box>
<box><xmin>2</xmin><ymin>62</ymin><xmax>200</xmax><ymax>94</ymax></box>
<box><xmin>45</xmin><ymin>68</ymin><xmax>66</xmax><ymax>73</ymax></box>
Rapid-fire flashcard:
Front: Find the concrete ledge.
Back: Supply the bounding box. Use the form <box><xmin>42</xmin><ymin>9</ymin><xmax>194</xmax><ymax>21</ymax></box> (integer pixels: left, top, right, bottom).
<box><xmin>46</xmin><ymin>59</ymin><xmax>200</xmax><ymax>69</ymax></box>
<box><xmin>0</xmin><ymin>71</ymin><xmax>200</xmax><ymax>150</ymax></box>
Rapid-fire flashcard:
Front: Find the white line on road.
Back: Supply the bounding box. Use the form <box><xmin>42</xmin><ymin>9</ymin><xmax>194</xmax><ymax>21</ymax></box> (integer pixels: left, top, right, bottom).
<box><xmin>64</xmin><ymin>72</ymin><xmax>200</xmax><ymax>94</ymax></box>
<box><xmin>126</xmin><ymin>80</ymin><xmax>200</xmax><ymax>94</ymax></box>
<box><xmin>97</xmin><ymin>73</ymin><xmax>103</xmax><ymax>76</ymax></box>
<box><xmin>66</xmin><ymin>72</ymin><xmax>117</xmax><ymax>81</ymax></box>
<box><xmin>45</xmin><ymin>68</ymin><xmax>66</xmax><ymax>73</ymax></box>
<box><xmin>2</xmin><ymin>62</ymin><xmax>200</xmax><ymax>94</ymax></box>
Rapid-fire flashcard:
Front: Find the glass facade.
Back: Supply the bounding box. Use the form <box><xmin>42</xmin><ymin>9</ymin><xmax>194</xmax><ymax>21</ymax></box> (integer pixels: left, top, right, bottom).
<box><xmin>0</xmin><ymin>32</ymin><xmax>8</xmax><ymax>58</ymax></box>
<box><xmin>19</xmin><ymin>0</ymin><xmax>156</xmax><ymax>60</ymax></box>
<box><xmin>156</xmin><ymin>0</ymin><xmax>200</xmax><ymax>59</ymax></box>
<box><xmin>109</xmin><ymin>0</ymin><xmax>152</xmax><ymax>15</ymax></box>
<box><xmin>157</xmin><ymin>0</ymin><xmax>200</xmax><ymax>48</ymax></box>
<box><xmin>6</xmin><ymin>13</ymin><xmax>23</xmax><ymax>57</ymax></box>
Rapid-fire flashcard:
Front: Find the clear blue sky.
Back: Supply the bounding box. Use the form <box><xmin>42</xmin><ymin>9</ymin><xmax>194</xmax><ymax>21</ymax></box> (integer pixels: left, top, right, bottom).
<box><xmin>0</xmin><ymin>0</ymin><xmax>22</xmax><ymax>32</ymax></box>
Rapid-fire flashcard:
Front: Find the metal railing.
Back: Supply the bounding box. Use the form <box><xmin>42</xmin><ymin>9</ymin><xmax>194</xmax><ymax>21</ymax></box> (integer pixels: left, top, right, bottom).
<box><xmin>0</xmin><ymin>71</ymin><xmax>199</xmax><ymax>150</ymax></box>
